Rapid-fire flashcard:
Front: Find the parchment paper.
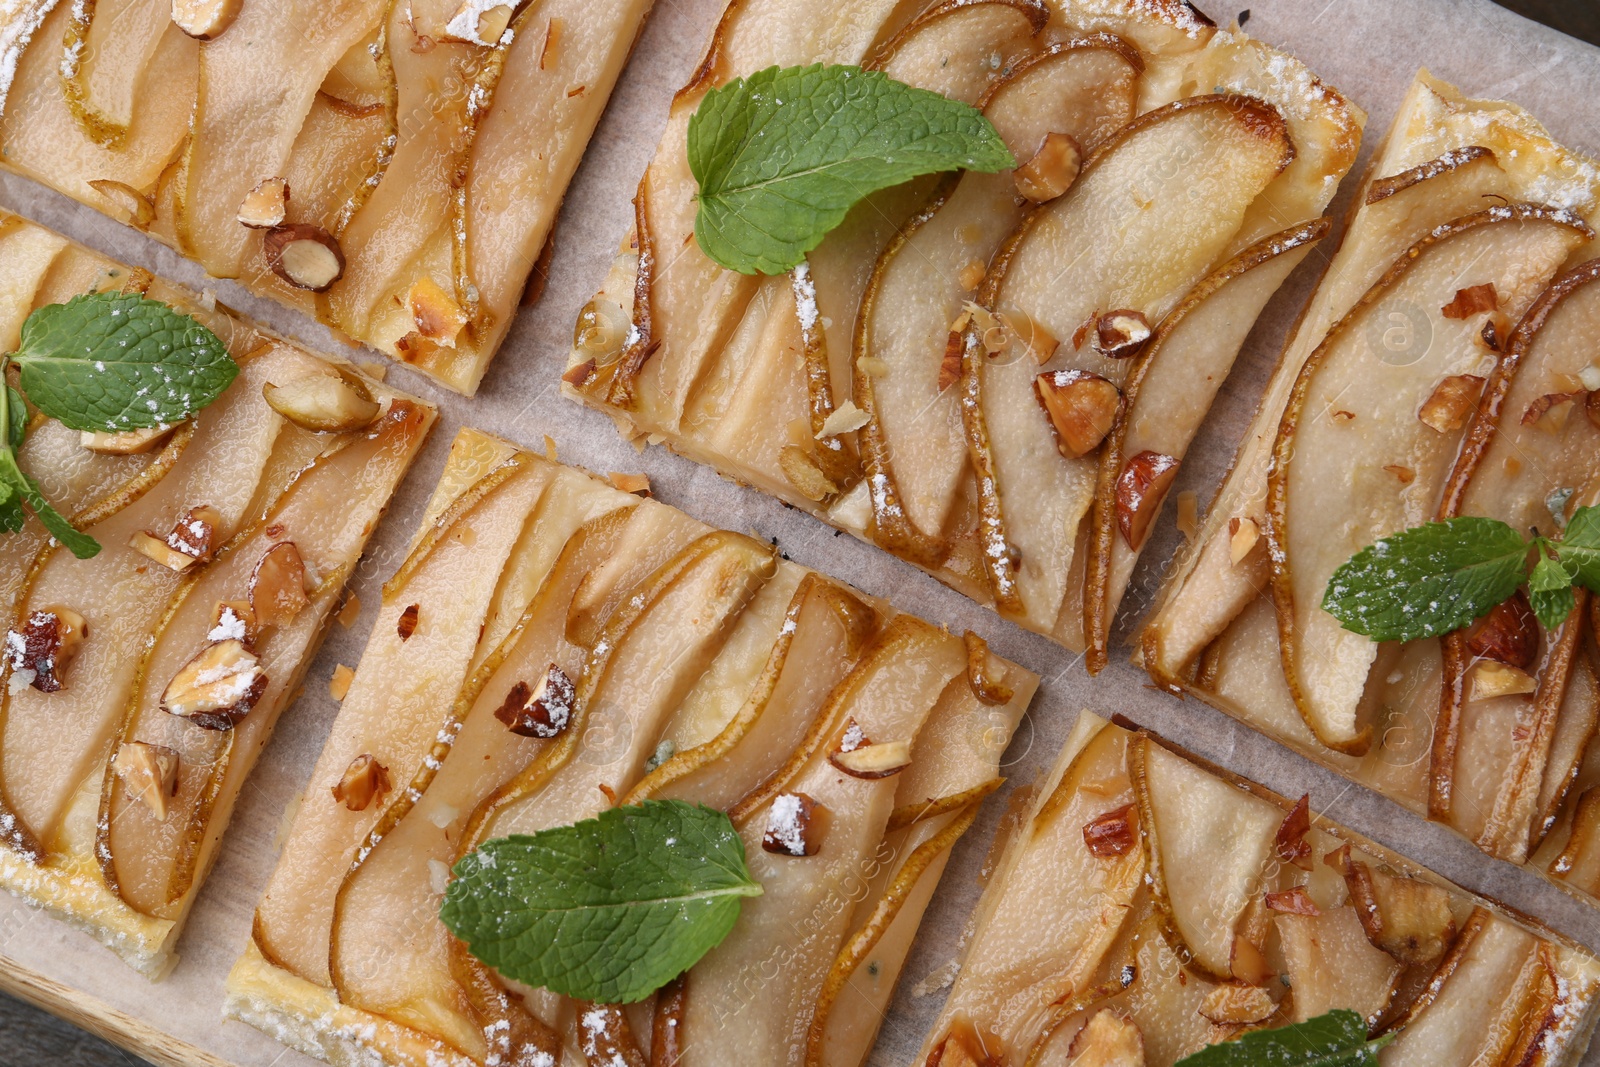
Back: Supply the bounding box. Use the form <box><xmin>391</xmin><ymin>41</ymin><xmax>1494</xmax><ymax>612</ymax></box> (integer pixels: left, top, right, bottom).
<box><xmin>1</xmin><ymin>0</ymin><xmax>1598</xmax><ymax>1063</ymax></box>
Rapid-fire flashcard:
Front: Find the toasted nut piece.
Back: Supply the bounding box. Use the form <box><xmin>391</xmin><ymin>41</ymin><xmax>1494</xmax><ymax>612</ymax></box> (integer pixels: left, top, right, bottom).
<box><xmin>1198</xmin><ymin>983</ymin><xmax>1275</xmax><ymax>1025</ymax></box>
<box><xmin>763</xmin><ymin>791</ymin><xmax>824</xmax><ymax>856</ymax></box>
<box><xmin>494</xmin><ymin>664</ymin><xmax>576</xmax><ymax>738</ymax></box>
<box><xmin>1479</xmin><ymin>312</ymin><xmax>1509</xmax><ymax>351</ymax></box>
<box><xmin>779</xmin><ymin>445</ymin><xmax>838</xmax><ymax>502</ymax></box>
<box><xmin>396</xmin><ymin>603</ymin><xmax>420</xmax><ymax>641</ymax></box>
<box><xmin>112</xmin><ymin>742</ymin><xmax>180</xmax><ymax>821</ymax></box>
<box><xmin>609</xmin><ymin>472</ymin><xmax>651</xmax><ymax>496</ymax></box>
<box><xmin>87</xmin><ymin>179</ymin><xmax>156</xmax><ymax>227</ymax></box>
<box><xmin>4</xmin><ymin>607</ymin><xmax>88</xmax><ymax>693</ymax></box>
<box><xmin>1083</xmin><ymin>803</ymin><xmax>1136</xmax><ymax>857</ymax></box>
<box><xmin>1231</xmin><ymin>935</ymin><xmax>1275</xmax><ymax>986</ymax></box>
<box><xmin>161</xmin><ymin>639</ymin><xmax>266</xmax><ymax>729</ymax></box>
<box><xmin>207</xmin><ymin>600</ymin><xmax>256</xmax><ymax>646</ymax></box>
<box><xmin>444</xmin><ymin>0</ymin><xmax>513</xmax><ymax>44</ymax></box>
<box><xmin>1067</xmin><ymin>1010</ymin><xmax>1144</xmax><ymax>1067</ymax></box>
<box><xmin>1264</xmin><ymin>886</ymin><xmax>1320</xmax><ymax>915</ymax></box>
<box><xmin>237</xmin><ymin>178</ymin><xmax>288</xmax><ymax>229</ymax></box>
<box><xmin>818</xmin><ymin>400</ymin><xmax>870</xmax><ymax>438</ymax></box>
<box><xmin>172</xmin><ymin>0</ymin><xmax>241</xmax><ymax>37</ymax></box>
<box><xmin>263</xmin><ymin>371</ymin><xmax>379</xmax><ymax>432</ymax></box>
<box><xmin>409</xmin><ymin>276</ymin><xmax>469</xmax><ymax>348</ymax></box>
<box><xmin>1094</xmin><ymin>310</ymin><xmax>1151</xmax><ymax>359</ymax></box>
<box><xmin>1228</xmin><ymin>516</ymin><xmax>1261</xmax><ymax>565</ymax></box>
<box><xmin>1036</xmin><ymin>370</ymin><xmax>1120</xmax><ymax>458</ymax></box>
<box><xmin>329</xmin><ymin>664</ymin><xmax>355</xmax><ymax>701</ymax></box>
<box><xmin>1274</xmin><ymin>794</ymin><xmax>1313</xmax><ymax>870</ymax></box>
<box><xmin>1418</xmin><ymin>374</ymin><xmax>1484</xmax><ymax>434</ymax></box>
<box><xmin>129</xmin><ymin>532</ymin><xmax>200</xmax><ymax>572</ymax></box>
<box><xmin>1470</xmin><ymin>660</ymin><xmax>1538</xmax><ymax>700</ymax></box>
<box><xmin>1115</xmin><ymin>451</ymin><xmax>1179</xmax><ymax>550</ymax></box>
<box><xmin>132</xmin><ymin>505</ymin><xmax>223</xmax><ymax>571</ymax></box>
<box><xmin>80</xmin><ymin>425</ymin><xmax>177</xmax><ymax>454</ymax></box>
<box><xmin>1466</xmin><ymin>592</ymin><xmax>1538</xmax><ymax>669</ymax></box>
<box><xmin>830</xmin><ymin>740</ymin><xmax>912</xmax><ymax>779</ymax></box>
<box><xmin>1014</xmin><ymin>132</ymin><xmax>1082</xmax><ymax>204</ymax></box>
<box><xmin>563</xmin><ymin>359</ymin><xmax>597</xmax><ymax>388</ymax></box>
<box><xmin>1523</xmin><ymin>391</ymin><xmax>1579</xmax><ymax>431</ymax></box>
<box><xmin>1441</xmin><ymin>282</ymin><xmax>1497</xmax><ymax>319</ymax></box>
<box><xmin>1339</xmin><ymin>851</ymin><xmax>1457</xmax><ymax>964</ymax></box>
<box><xmin>250</xmin><ymin>543</ymin><xmax>309</xmax><ymax>628</ymax></box>
<box><xmin>264</xmin><ymin>224</ymin><xmax>345</xmax><ymax>291</ymax></box>
<box><xmin>937</xmin><ymin>332</ymin><xmax>964</xmax><ymax>391</ymax></box>
<box><xmin>333</xmin><ymin>754</ymin><xmax>391</xmax><ymax>812</ymax></box>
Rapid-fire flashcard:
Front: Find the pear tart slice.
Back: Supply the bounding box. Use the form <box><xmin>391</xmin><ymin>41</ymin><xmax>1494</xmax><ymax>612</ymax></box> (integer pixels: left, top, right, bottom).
<box><xmin>0</xmin><ymin>212</ymin><xmax>434</xmax><ymax>974</ymax></box>
<box><xmin>1135</xmin><ymin>73</ymin><xmax>1600</xmax><ymax>893</ymax></box>
<box><xmin>0</xmin><ymin>0</ymin><xmax>653</xmax><ymax>394</ymax></box>
<box><xmin>568</xmin><ymin>0</ymin><xmax>1360</xmax><ymax>658</ymax></box>
<box><xmin>918</xmin><ymin>713</ymin><xmax>1600</xmax><ymax>1067</ymax></box>
<box><xmin>225</xmin><ymin>428</ymin><xmax>1037</xmax><ymax>1067</ymax></box>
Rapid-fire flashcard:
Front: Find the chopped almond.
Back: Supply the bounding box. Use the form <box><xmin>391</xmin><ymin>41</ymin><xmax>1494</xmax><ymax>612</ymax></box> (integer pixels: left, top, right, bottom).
<box><xmin>329</xmin><ymin>664</ymin><xmax>355</xmax><ymax>701</ymax></box>
<box><xmin>1115</xmin><ymin>451</ymin><xmax>1179</xmax><ymax>550</ymax></box>
<box><xmin>937</xmin><ymin>333</ymin><xmax>964</xmax><ymax>392</ymax></box>
<box><xmin>957</xmin><ymin>258</ymin><xmax>986</xmax><ymax>291</ymax></box>
<box><xmin>1083</xmin><ymin>803</ymin><xmax>1137</xmax><ymax>857</ymax></box>
<box><xmin>1274</xmin><ymin>794</ymin><xmax>1313</xmax><ymax>870</ymax></box>
<box><xmin>494</xmin><ymin>664</ymin><xmax>576</xmax><ymax>738</ymax></box>
<box><xmin>1470</xmin><ymin>660</ymin><xmax>1537</xmax><ymax>700</ymax></box>
<box><xmin>112</xmin><ymin>742</ymin><xmax>180</xmax><ymax>821</ymax></box>
<box><xmin>237</xmin><ymin>177</ymin><xmax>289</xmax><ymax>229</ymax></box>
<box><xmin>763</xmin><ymin>792</ymin><xmax>824</xmax><ymax>856</ymax></box>
<box><xmin>333</xmin><ymin>754</ymin><xmax>391</xmax><ymax>812</ymax></box>
<box><xmin>830</xmin><ymin>740</ymin><xmax>912</xmax><ymax>779</ymax></box>
<box><xmin>409</xmin><ymin>276</ymin><xmax>469</xmax><ymax>348</ymax></box>
<box><xmin>397</xmin><ymin>603</ymin><xmax>420</xmax><ymax>641</ymax></box>
<box><xmin>250</xmin><ymin>543</ymin><xmax>309</xmax><ymax>628</ymax></box>
<box><xmin>1228</xmin><ymin>516</ymin><xmax>1261</xmax><ymax>565</ymax></box>
<box><xmin>1035</xmin><ymin>370</ymin><xmax>1120</xmax><ymax>459</ymax></box>
<box><xmin>207</xmin><ymin>601</ymin><xmax>255</xmax><ymax>646</ymax></box>
<box><xmin>1418</xmin><ymin>374</ymin><xmax>1484</xmax><ymax>434</ymax></box>
<box><xmin>1465</xmin><ymin>592</ymin><xmax>1537</xmax><ymax>670</ymax></box>
<box><xmin>1198</xmin><ymin>983</ymin><xmax>1275</xmax><ymax>1025</ymax></box>
<box><xmin>263</xmin><ymin>371</ymin><xmax>379</xmax><ymax>432</ymax></box>
<box><xmin>1522</xmin><ymin>391</ymin><xmax>1579</xmax><ymax>431</ymax></box>
<box><xmin>161</xmin><ymin>639</ymin><xmax>266</xmax><ymax>730</ymax></box>
<box><xmin>1094</xmin><ymin>310</ymin><xmax>1151</xmax><ymax>359</ymax></box>
<box><xmin>1441</xmin><ymin>283</ymin><xmax>1497</xmax><ymax>319</ymax></box>
<box><xmin>1231</xmin><ymin>935</ymin><xmax>1275</xmax><ymax>986</ymax></box>
<box><xmin>818</xmin><ymin>400</ymin><xmax>869</xmax><ymax>438</ymax></box>
<box><xmin>779</xmin><ymin>445</ymin><xmax>838</xmax><ymax>502</ymax></box>
<box><xmin>563</xmin><ymin>360</ymin><xmax>597</xmax><ymax>388</ymax></box>
<box><xmin>3</xmin><ymin>606</ymin><xmax>87</xmax><ymax>693</ymax></box>
<box><xmin>1264</xmin><ymin>886</ymin><xmax>1320</xmax><ymax>915</ymax></box>
<box><xmin>1066</xmin><ymin>1010</ymin><xmax>1144</xmax><ymax>1067</ymax></box>
<box><xmin>80</xmin><ymin>425</ymin><xmax>176</xmax><ymax>454</ymax></box>
<box><xmin>264</xmin><ymin>224</ymin><xmax>345</xmax><ymax>292</ymax></box>
<box><xmin>1014</xmin><ymin>132</ymin><xmax>1082</xmax><ymax>204</ymax></box>
<box><xmin>172</xmin><ymin>0</ymin><xmax>241</xmax><ymax>39</ymax></box>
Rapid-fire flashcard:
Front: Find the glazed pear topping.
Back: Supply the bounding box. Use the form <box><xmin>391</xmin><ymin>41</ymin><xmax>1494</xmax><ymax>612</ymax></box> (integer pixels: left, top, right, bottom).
<box><xmin>112</xmin><ymin>742</ymin><xmax>179</xmax><ymax>821</ymax></box>
<box><xmin>333</xmin><ymin>754</ymin><xmax>392</xmax><ymax>812</ymax></box>
<box><xmin>79</xmin><ymin>425</ymin><xmax>177</xmax><ymax>455</ymax></box>
<box><xmin>493</xmin><ymin>664</ymin><xmax>576</xmax><ymax>739</ymax></box>
<box><xmin>4</xmin><ymin>606</ymin><xmax>87</xmax><ymax>693</ymax></box>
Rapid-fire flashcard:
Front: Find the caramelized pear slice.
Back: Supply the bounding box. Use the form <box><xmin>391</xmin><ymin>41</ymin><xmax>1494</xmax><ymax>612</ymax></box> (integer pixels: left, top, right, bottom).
<box><xmin>251</xmin><ymin>456</ymin><xmax>552</xmax><ymax>986</ymax></box>
<box><xmin>1339</xmin><ymin>854</ymin><xmax>1456</xmax><ymax>964</ymax></box>
<box><xmin>61</xmin><ymin>0</ymin><xmax>176</xmax><ymax>146</ymax></box>
<box><xmin>180</xmin><ymin>0</ymin><xmax>381</xmax><ymax>277</ymax></box>
<box><xmin>856</xmin><ymin>39</ymin><xmax>1140</xmax><ymax>559</ymax></box>
<box><xmin>101</xmin><ymin>401</ymin><xmax>429</xmax><ymax>919</ymax></box>
<box><xmin>964</xmin><ymin>95</ymin><xmax>1293</xmax><ymax>631</ymax></box>
<box><xmin>326</xmin><ymin>483</ymin><xmax>637</xmax><ymax>1054</ymax></box>
<box><xmin>1268</xmin><ymin>204</ymin><xmax>1590</xmax><ymax>755</ymax></box>
<box><xmin>1133</xmin><ymin>735</ymin><xmax>1283</xmax><ymax>979</ymax></box>
<box><xmin>680</xmin><ymin>616</ymin><xmax>964</xmax><ymax>1065</ymax></box>
<box><xmin>1276</xmin><ymin>905</ymin><xmax>1402</xmax><ymax>1026</ymax></box>
<box><xmin>0</xmin><ymin>349</ymin><xmax>301</xmax><ymax>852</ymax></box>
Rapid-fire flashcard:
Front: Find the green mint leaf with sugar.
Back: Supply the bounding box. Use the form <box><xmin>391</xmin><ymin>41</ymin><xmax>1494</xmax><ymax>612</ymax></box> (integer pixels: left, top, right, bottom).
<box><xmin>1322</xmin><ymin>516</ymin><xmax>1529</xmax><ymax>642</ymax></box>
<box><xmin>689</xmin><ymin>63</ymin><xmax>1014</xmax><ymax>275</ymax></box>
<box><xmin>1530</xmin><ymin>548</ymin><xmax>1578</xmax><ymax>630</ymax></box>
<box><xmin>0</xmin><ymin>452</ymin><xmax>98</xmax><ymax>558</ymax></box>
<box><xmin>0</xmin><ymin>481</ymin><xmax>23</xmax><ymax>535</ymax></box>
<box><xmin>440</xmin><ymin>799</ymin><xmax>762</xmax><ymax>1003</ymax></box>
<box><xmin>6</xmin><ymin>385</ymin><xmax>24</xmax><ymax>450</ymax></box>
<box><xmin>1558</xmin><ymin>504</ymin><xmax>1600</xmax><ymax>593</ymax></box>
<box><xmin>11</xmin><ymin>291</ymin><xmax>235</xmax><ymax>433</ymax></box>
<box><xmin>1173</xmin><ymin>1010</ymin><xmax>1392</xmax><ymax>1067</ymax></box>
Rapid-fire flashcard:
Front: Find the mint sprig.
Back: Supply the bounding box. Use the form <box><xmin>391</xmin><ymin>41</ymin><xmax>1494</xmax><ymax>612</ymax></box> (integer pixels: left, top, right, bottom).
<box><xmin>0</xmin><ymin>290</ymin><xmax>236</xmax><ymax>559</ymax></box>
<box><xmin>441</xmin><ymin>799</ymin><xmax>763</xmax><ymax>1003</ymax></box>
<box><xmin>1174</xmin><ymin>1010</ymin><xmax>1392</xmax><ymax>1067</ymax></box>
<box><xmin>688</xmin><ymin>64</ymin><xmax>1014</xmax><ymax>275</ymax></box>
<box><xmin>1324</xmin><ymin>507</ymin><xmax>1600</xmax><ymax>640</ymax></box>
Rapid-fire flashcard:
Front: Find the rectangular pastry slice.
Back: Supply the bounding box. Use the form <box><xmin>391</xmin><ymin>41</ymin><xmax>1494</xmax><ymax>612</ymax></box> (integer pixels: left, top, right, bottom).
<box><xmin>1138</xmin><ymin>72</ymin><xmax>1600</xmax><ymax>896</ymax></box>
<box><xmin>0</xmin><ymin>0</ymin><xmax>655</xmax><ymax>394</ymax></box>
<box><xmin>0</xmin><ymin>211</ymin><xmax>435</xmax><ymax>974</ymax></box>
<box><xmin>566</xmin><ymin>0</ymin><xmax>1361</xmax><ymax>661</ymax></box>
<box><xmin>225</xmin><ymin>428</ymin><xmax>1038</xmax><ymax>1067</ymax></box>
<box><xmin>917</xmin><ymin>712</ymin><xmax>1600</xmax><ymax>1067</ymax></box>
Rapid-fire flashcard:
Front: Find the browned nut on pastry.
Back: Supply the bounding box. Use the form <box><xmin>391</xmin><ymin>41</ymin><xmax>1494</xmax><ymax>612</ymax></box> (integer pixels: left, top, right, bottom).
<box><xmin>1082</xmin><ymin>803</ymin><xmax>1136</xmax><ymax>857</ymax></box>
<box><xmin>1014</xmin><ymin>132</ymin><xmax>1082</xmax><ymax>204</ymax></box>
<box><xmin>494</xmin><ymin>665</ymin><xmax>576</xmax><ymax>738</ymax></box>
<box><xmin>250</xmin><ymin>543</ymin><xmax>309</xmax><ymax>628</ymax></box>
<box><xmin>763</xmin><ymin>792</ymin><xmax>824</xmax><ymax>856</ymax></box>
<box><xmin>112</xmin><ymin>742</ymin><xmax>180</xmax><ymax>820</ymax></box>
<box><xmin>237</xmin><ymin>178</ymin><xmax>289</xmax><ymax>229</ymax></box>
<box><xmin>161</xmin><ymin>639</ymin><xmax>267</xmax><ymax>730</ymax></box>
<box><xmin>263</xmin><ymin>371</ymin><xmax>379</xmax><ymax>432</ymax></box>
<box><xmin>1093</xmin><ymin>310</ymin><xmax>1151</xmax><ymax>359</ymax></box>
<box><xmin>333</xmin><ymin>754</ymin><xmax>391</xmax><ymax>812</ymax></box>
<box><xmin>1115</xmin><ymin>451</ymin><xmax>1179</xmax><ymax>550</ymax></box>
<box><xmin>172</xmin><ymin>0</ymin><xmax>242</xmax><ymax>39</ymax></box>
<box><xmin>1418</xmin><ymin>374</ymin><xmax>1483</xmax><ymax>434</ymax></box>
<box><xmin>264</xmin><ymin>225</ymin><xmax>345</xmax><ymax>292</ymax></box>
<box><xmin>1036</xmin><ymin>370</ymin><xmax>1120</xmax><ymax>459</ymax></box>
<box><xmin>4</xmin><ymin>606</ymin><xmax>87</xmax><ymax>692</ymax></box>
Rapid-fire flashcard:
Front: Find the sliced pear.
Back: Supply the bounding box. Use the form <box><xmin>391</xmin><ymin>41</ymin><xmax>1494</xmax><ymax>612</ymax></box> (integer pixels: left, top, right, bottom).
<box><xmin>61</xmin><ymin>0</ymin><xmax>176</xmax><ymax>147</ymax></box>
<box><xmin>856</xmin><ymin>39</ymin><xmax>1140</xmax><ymax>562</ymax></box>
<box><xmin>251</xmin><ymin>455</ymin><xmax>551</xmax><ymax>986</ymax></box>
<box><xmin>0</xmin><ymin>349</ymin><xmax>302</xmax><ymax>853</ymax></box>
<box><xmin>1132</xmin><ymin>735</ymin><xmax>1283</xmax><ymax>979</ymax></box>
<box><xmin>564</xmin><ymin>499</ymin><xmax>705</xmax><ymax>647</ymax></box>
<box><xmin>1268</xmin><ymin>205</ymin><xmax>1590</xmax><ymax>755</ymax></box>
<box><xmin>101</xmin><ymin>400</ymin><xmax>430</xmax><ymax>920</ymax></box>
<box><xmin>1084</xmin><ymin>218</ymin><xmax>1328</xmax><ymax>672</ymax></box>
<box><xmin>965</xmin><ymin>94</ymin><xmax>1293</xmax><ymax>632</ymax></box>
<box><xmin>679</xmin><ymin>616</ymin><xmax>964</xmax><ymax>1065</ymax></box>
<box><xmin>1338</xmin><ymin>853</ymin><xmax>1457</xmax><ymax>965</ymax></box>
<box><xmin>1103</xmin><ymin>918</ymin><xmax>1218</xmax><ymax>1067</ymax></box>
<box><xmin>1276</xmin><ymin>905</ymin><xmax>1402</xmax><ymax>1026</ymax></box>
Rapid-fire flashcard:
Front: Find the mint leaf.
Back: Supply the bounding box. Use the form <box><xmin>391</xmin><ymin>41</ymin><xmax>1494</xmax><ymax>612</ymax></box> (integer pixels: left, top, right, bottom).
<box><xmin>1173</xmin><ymin>1010</ymin><xmax>1392</xmax><ymax>1067</ymax></box>
<box><xmin>1530</xmin><ymin>548</ymin><xmax>1578</xmax><ymax>630</ymax></box>
<box><xmin>1322</xmin><ymin>517</ymin><xmax>1528</xmax><ymax>642</ymax></box>
<box><xmin>5</xmin><ymin>385</ymin><xmax>23</xmax><ymax>450</ymax></box>
<box><xmin>11</xmin><ymin>291</ymin><xmax>235</xmax><ymax>432</ymax></box>
<box><xmin>689</xmin><ymin>64</ymin><xmax>1014</xmax><ymax>275</ymax></box>
<box><xmin>0</xmin><ymin>481</ymin><xmax>23</xmax><ymax>534</ymax></box>
<box><xmin>1560</xmin><ymin>505</ymin><xmax>1600</xmax><ymax>593</ymax></box>
<box><xmin>441</xmin><ymin>800</ymin><xmax>763</xmax><ymax>1003</ymax></box>
<box><xmin>0</xmin><ymin>453</ymin><xmax>98</xmax><ymax>558</ymax></box>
